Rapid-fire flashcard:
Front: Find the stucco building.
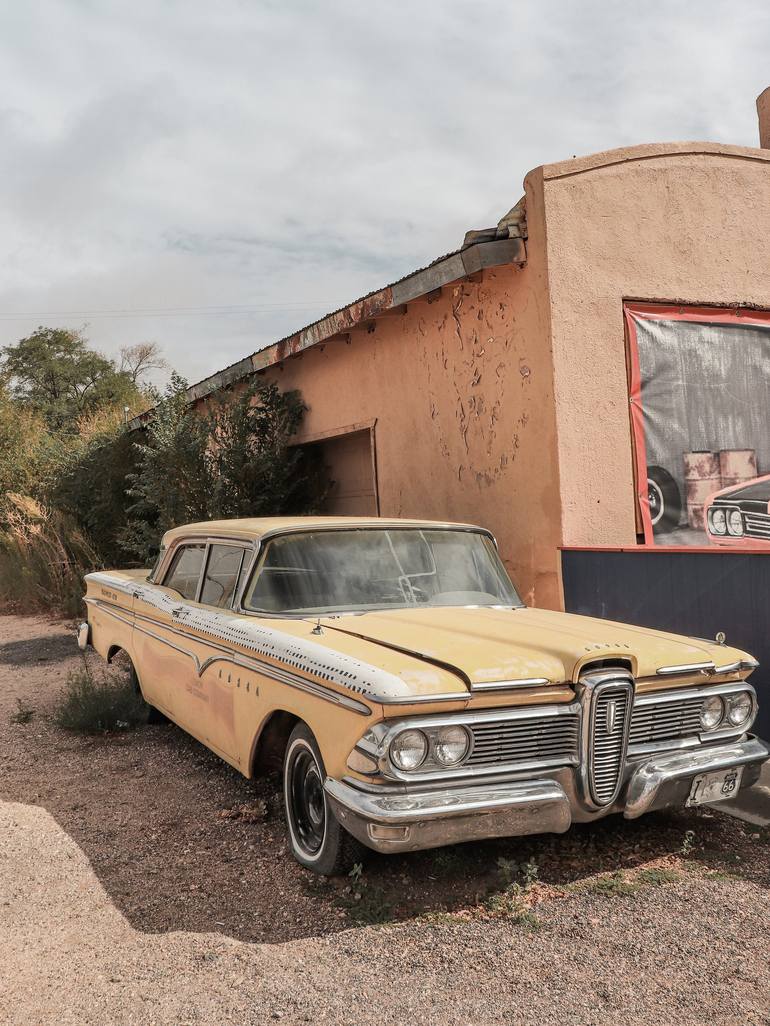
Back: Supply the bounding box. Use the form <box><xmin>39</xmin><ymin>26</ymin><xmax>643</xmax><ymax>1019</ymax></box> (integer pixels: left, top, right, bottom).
<box><xmin>135</xmin><ymin>89</ymin><xmax>770</xmax><ymax>620</ymax></box>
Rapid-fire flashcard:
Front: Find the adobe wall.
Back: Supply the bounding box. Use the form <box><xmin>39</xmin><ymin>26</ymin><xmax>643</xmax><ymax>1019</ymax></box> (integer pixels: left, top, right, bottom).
<box><xmin>248</xmin><ymin>171</ymin><xmax>562</xmax><ymax>607</ymax></box>
<box><xmin>537</xmin><ymin>143</ymin><xmax>770</xmax><ymax>548</ymax></box>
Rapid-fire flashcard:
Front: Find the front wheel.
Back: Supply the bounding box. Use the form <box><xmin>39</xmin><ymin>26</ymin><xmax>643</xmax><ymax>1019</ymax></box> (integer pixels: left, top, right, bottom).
<box><xmin>647</xmin><ymin>465</ymin><xmax>682</xmax><ymax>534</ymax></box>
<box><xmin>283</xmin><ymin>722</ymin><xmax>363</xmax><ymax>874</ymax></box>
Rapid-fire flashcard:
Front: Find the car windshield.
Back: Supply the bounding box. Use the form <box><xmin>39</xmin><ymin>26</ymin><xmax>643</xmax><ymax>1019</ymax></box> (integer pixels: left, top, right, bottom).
<box><xmin>243</xmin><ymin>528</ymin><xmax>522</xmax><ymax>614</ymax></box>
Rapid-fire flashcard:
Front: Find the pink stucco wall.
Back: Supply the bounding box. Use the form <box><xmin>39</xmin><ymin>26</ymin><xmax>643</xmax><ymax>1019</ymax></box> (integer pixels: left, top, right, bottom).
<box><xmin>197</xmin><ymin>143</ymin><xmax>770</xmax><ymax>613</ymax></box>
<box><xmin>253</xmin><ymin>171</ymin><xmax>563</xmax><ymax>608</ymax></box>
<box><xmin>537</xmin><ymin>142</ymin><xmax>770</xmax><ymax>552</ymax></box>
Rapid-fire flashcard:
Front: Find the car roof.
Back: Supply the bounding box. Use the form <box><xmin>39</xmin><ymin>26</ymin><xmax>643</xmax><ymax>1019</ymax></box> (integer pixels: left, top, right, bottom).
<box><xmin>161</xmin><ymin>516</ymin><xmax>485</xmax><ymax>546</ymax></box>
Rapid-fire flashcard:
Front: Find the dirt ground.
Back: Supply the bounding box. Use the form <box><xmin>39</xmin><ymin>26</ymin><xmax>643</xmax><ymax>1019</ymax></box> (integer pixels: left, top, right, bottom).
<box><xmin>1</xmin><ymin>613</ymin><xmax>769</xmax><ymax>1025</ymax></box>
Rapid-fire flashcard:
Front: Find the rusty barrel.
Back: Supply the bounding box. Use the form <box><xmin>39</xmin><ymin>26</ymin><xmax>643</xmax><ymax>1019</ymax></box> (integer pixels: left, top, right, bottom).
<box><xmin>683</xmin><ymin>451</ymin><xmax>721</xmax><ymax>530</ymax></box>
<box><xmin>719</xmin><ymin>448</ymin><xmax>757</xmax><ymax>489</ymax></box>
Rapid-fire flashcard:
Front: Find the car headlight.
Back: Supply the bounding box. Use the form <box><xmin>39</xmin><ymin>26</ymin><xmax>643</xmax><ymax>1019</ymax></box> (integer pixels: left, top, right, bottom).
<box><xmin>432</xmin><ymin>725</ymin><xmax>471</xmax><ymax>766</ymax></box>
<box><xmin>726</xmin><ymin>691</ymin><xmax>753</xmax><ymax>728</ymax></box>
<box><xmin>709</xmin><ymin>508</ymin><xmax>727</xmax><ymax>535</ymax></box>
<box><xmin>390</xmin><ymin>729</ymin><xmax>428</xmax><ymax>771</ymax></box>
<box><xmin>727</xmin><ymin>509</ymin><xmax>744</xmax><ymax>537</ymax></box>
<box><xmin>700</xmin><ymin>695</ymin><xmax>725</xmax><ymax>731</ymax></box>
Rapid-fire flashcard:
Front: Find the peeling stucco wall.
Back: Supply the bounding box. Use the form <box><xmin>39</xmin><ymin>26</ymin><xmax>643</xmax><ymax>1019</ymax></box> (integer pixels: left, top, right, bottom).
<box><xmin>537</xmin><ymin>142</ymin><xmax>770</xmax><ymax>549</ymax></box>
<box><xmin>231</xmin><ymin>178</ymin><xmax>562</xmax><ymax>608</ymax></box>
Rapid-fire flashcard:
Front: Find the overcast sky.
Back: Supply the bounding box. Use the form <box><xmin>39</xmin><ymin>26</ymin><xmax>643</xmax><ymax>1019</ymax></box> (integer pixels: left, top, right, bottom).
<box><xmin>2</xmin><ymin>1</ymin><xmax>770</xmax><ymax>388</ymax></box>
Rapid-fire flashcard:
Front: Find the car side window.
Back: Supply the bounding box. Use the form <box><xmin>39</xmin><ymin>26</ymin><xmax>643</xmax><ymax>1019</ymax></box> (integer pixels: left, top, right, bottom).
<box><xmin>163</xmin><ymin>544</ymin><xmax>206</xmax><ymax>600</ymax></box>
<box><xmin>200</xmin><ymin>544</ymin><xmax>247</xmax><ymax>608</ymax></box>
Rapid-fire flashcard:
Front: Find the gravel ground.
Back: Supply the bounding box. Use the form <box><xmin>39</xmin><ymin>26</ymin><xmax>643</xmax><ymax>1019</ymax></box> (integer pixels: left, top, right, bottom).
<box><xmin>1</xmin><ymin>613</ymin><xmax>769</xmax><ymax>1025</ymax></box>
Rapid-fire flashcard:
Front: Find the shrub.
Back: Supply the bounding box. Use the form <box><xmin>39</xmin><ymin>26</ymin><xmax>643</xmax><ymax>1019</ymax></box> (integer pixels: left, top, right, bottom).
<box><xmin>0</xmin><ymin>494</ymin><xmax>100</xmax><ymax>616</ymax></box>
<box><xmin>120</xmin><ymin>375</ymin><xmax>325</xmax><ymax>564</ymax></box>
<box><xmin>53</xmin><ymin>666</ymin><xmax>147</xmax><ymax>733</ymax></box>
<box><xmin>49</xmin><ymin>408</ymin><xmax>142</xmax><ymax>566</ymax></box>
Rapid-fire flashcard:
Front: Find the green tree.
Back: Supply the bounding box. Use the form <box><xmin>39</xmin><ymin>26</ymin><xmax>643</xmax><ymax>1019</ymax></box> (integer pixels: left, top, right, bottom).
<box><xmin>1</xmin><ymin>327</ymin><xmax>140</xmax><ymax>431</ymax></box>
<box><xmin>120</xmin><ymin>375</ymin><xmax>324</xmax><ymax>563</ymax></box>
<box><xmin>0</xmin><ymin>381</ymin><xmax>64</xmax><ymax>514</ymax></box>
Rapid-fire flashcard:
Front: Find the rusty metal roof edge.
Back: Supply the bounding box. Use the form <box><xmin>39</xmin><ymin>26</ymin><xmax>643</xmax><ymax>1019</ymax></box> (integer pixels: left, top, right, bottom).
<box><xmin>128</xmin><ymin>236</ymin><xmax>525</xmax><ymax>429</ymax></box>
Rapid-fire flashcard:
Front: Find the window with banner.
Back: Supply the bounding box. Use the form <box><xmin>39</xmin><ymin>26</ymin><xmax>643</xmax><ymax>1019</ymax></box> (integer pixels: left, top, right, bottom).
<box><xmin>625</xmin><ymin>302</ymin><xmax>770</xmax><ymax>548</ymax></box>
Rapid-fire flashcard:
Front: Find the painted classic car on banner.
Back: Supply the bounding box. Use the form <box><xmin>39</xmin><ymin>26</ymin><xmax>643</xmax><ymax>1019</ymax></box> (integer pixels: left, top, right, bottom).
<box><xmin>705</xmin><ymin>473</ymin><xmax>770</xmax><ymax>546</ymax></box>
<box><xmin>79</xmin><ymin>517</ymin><xmax>769</xmax><ymax>873</ymax></box>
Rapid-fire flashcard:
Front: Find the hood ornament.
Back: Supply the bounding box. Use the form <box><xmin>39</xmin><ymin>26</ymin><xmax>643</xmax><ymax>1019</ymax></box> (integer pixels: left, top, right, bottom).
<box><xmin>715</xmin><ymin>631</ymin><xmax>726</xmax><ymax>645</ymax></box>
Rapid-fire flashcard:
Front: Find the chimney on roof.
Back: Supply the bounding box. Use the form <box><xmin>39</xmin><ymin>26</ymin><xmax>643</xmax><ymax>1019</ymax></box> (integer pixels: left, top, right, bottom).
<box><xmin>757</xmin><ymin>88</ymin><xmax>770</xmax><ymax>148</ymax></box>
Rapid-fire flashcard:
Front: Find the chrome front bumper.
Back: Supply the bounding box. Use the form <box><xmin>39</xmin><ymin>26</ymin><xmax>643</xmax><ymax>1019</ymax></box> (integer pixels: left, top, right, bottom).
<box><xmin>325</xmin><ymin>736</ymin><xmax>770</xmax><ymax>854</ymax></box>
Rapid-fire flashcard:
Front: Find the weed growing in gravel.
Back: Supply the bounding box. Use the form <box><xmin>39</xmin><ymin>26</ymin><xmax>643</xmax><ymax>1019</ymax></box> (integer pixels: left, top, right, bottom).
<box><xmin>9</xmin><ymin>697</ymin><xmax>35</xmax><ymax>724</ymax></box>
<box><xmin>54</xmin><ymin>666</ymin><xmax>147</xmax><ymax>733</ymax></box>
<box><xmin>338</xmin><ymin>863</ymin><xmax>394</xmax><ymax>926</ymax></box>
<box><xmin>636</xmin><ymin>866</ymin><xmax>680</xmax><ymax>887</ymax></box>
<box><xmin>483</xmin><ymin>856</ymin><xmax>541</xmax><ymax>927</ymax></box>
<box><xmin>680</xmin><ymin>829</ymin><xmax>697</xmax><ymax>856</ymax></box>
<box><xmin>584</xmin><ymin>871</ymin><xmax>639</xmax><ymax>897</ymax></box>
<box><xmin>431</xmin><ymin>847</ymin><xmax>465</xmax><ymax>872</ymax></box>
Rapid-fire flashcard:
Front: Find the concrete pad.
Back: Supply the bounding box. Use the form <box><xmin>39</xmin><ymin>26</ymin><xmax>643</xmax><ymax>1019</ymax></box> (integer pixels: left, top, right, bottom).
<box><xmin>719</xmin><ymin>761</ymin><xmax>770</xmax><ymax>827</ymax></box>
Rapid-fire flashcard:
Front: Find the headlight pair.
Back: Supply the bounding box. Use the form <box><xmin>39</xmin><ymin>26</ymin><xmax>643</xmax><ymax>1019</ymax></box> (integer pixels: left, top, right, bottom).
<box><xmin>708</xmin><ymin>507</ymin><xmax>743</xmax><ymax>537</ymax></box>
<box><xmin>700</xmin><ymin>691</ymin><xmax>754</xmax><ymax>731</ymax></box>
<box><xmin>390</xmin><ymin>725</ymin><xmax>471</xmax><ymax>772</ymax></box>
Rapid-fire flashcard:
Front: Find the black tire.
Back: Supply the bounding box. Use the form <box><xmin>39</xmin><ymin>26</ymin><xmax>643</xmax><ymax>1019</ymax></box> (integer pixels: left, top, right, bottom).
<box><xmin>128</xmin><ymin>662</ymin><xmax>167</xmax><ymax>724</ymax></box>
<box><xmin>647</xmin><ymin>465</ymin><xmax>682</xmax><ymax>534</ymax></box>
<box><xmin>283</xmin><ymin>722</ymin><xmax>364</xmax><ymax>875</ymax></box>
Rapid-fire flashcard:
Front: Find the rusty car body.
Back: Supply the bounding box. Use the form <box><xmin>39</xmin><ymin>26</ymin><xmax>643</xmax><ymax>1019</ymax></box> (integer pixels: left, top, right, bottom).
<box><xmin>79</xmin><ymin>516</ymin><xmax>769</xmax><ymax>873</ymax></box>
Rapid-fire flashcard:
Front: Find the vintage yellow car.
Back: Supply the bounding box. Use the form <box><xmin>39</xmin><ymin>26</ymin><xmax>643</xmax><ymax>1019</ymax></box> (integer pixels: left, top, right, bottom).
<box><xmin>79</xmin><ymin>516</ymin><xmax>769</xmax><ymax>874</ymax></box>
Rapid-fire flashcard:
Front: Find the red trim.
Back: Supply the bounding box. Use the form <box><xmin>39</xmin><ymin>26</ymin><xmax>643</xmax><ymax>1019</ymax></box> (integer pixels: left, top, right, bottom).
<box><xmin>560</xmin><ymin>545</ymin><xmax>770</xmax><ymax>554</ymax></box>
<box><xmin>624</xmin><ymin>301</ymin><xmax>770</xmax><ymax>328</ymax></box>
<box><xmin>624</xmin><ymin>300</ymin><xmax>770</xmax><ymax>549</ymax></box>
<box><xmin>624</xmin><ymin>305</ymin><xmax>654</xmax><ymax>543</ymax></box>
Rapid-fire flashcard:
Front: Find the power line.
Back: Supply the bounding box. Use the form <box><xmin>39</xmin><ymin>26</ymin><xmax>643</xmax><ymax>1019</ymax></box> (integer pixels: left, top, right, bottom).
<box><xmin>0</xmin><ymin>300</ymin><xmax>332</xmax><ymax>321</ymax></box>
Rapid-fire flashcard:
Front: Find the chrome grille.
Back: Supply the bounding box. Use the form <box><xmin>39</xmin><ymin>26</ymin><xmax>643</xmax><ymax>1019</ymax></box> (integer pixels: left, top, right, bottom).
<box><xmin>590</xmin><ymin>683</ymin><xmax>632</xmax><ymax>806</ymax></box>
<box><xmin>467</xmin><ymin>714</ymin><xmax>579</xmax><ymax>769</ymax></box>
<box><xmin>629</xmin><ymin>694</ymin><xmax>703</xmax><ymax>745</ymax></box>
<box><xmin>744</xmin><ymin>512</ymin><xmax>770</xmax><ymax>539</ymax></box>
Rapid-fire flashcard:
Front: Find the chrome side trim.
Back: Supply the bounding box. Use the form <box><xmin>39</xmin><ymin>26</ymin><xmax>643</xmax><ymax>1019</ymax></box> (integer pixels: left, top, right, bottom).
<box><xmin>633</xmin><ymin>681</ymin><xmax>756</xmax><ymax>706</ymax></box>
<box><xmin>471</xmin><ymin>677</ymin><xmax>550</xmax><ymax>691</ymax></box>
<box><xmin>656</xmin><ymin>661</ymin><xmax>715</xmax><ymax>676</ymax></box>
<box><xmin>713</xmin><ymin>660</ymin><xmax>741</xmax><ymax>675</ymax></box>
<box><xmin>89</xmin><ymin>598</ymin><xmax>371</xmax><ymax>716</ymax></box>
<box><xmin>88</xmin><ymin>571</ymin><xmax>412</xmax><ymax>701</ymax></box>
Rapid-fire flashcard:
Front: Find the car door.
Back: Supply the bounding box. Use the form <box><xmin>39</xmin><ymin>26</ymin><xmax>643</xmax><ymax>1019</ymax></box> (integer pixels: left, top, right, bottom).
<box><xmin>167</xmin><ymin>540</ymin><xmax>254</xmax><ymax>760</ymax></box>
<box><xmin>132</xmin><ymin>541</ymin><xmax>208</xmax><ymax>720</ymax></box>
<box><xmin>191</xmin><ymin>541</ymin><xmax>253</xmax><ymax>761</ymax></box>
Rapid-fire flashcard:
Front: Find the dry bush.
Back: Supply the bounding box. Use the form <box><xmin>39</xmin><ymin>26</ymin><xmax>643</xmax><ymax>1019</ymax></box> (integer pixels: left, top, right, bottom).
<box><xmin>0</xmin><ymin>494</ymin><xmax>100</xmax><ymax>617</ymax></box>
<box><xmin>53</xmin><ymin>664</ymin><xmax>147</xmax><ymax>733</ymax></box>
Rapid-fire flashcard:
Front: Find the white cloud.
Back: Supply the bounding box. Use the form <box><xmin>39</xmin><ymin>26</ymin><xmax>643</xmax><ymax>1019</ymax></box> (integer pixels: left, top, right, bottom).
<box><xmin>0</xmin><ymin>0</ymin><xmax>769</xmax><ymax>386</ymax></box>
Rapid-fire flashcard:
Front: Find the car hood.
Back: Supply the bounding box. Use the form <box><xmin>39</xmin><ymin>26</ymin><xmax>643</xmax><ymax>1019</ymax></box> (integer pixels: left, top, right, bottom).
<box><xmin>318</xmin><ymin>605</ymin><xmax>741</xmax><ymax>689</ymax></box>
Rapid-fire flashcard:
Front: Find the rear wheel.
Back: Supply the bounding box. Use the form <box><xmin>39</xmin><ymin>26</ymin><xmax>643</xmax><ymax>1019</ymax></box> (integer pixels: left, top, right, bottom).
<box><xmin>283</xmin><ymin>722</ymin><xmax>363</xmax><ymax>875</ymax></box>
<box><xmin>128</xmin><ymin>662</ymin><xmax>167</xmax><ymax>724</ymax></box>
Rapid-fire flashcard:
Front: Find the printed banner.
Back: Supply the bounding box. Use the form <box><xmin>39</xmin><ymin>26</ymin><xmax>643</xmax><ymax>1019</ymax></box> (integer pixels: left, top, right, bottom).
<box><xmin>626</xmin><ymin>303</ymin><xmax>770</xmax><ymax>547</ymax></box>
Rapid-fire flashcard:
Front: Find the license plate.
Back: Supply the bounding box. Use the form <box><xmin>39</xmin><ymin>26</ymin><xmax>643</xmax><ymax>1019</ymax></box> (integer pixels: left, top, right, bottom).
<box><xmin>686</xmin><ymin>766</ymin><xmax>744</xmax><ymax>806</ymax></box>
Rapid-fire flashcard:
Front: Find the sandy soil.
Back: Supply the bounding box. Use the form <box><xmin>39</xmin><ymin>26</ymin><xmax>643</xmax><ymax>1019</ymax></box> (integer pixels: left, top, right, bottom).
<box><xmin>1</xmin><ymin>613</ymin><xmax>769</xmax><ymax>1025</ymax></box>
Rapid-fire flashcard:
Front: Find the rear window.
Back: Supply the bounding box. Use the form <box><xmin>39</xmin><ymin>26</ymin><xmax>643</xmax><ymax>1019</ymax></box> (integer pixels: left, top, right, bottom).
<box><xmin>200</xmin><ymin>544</ymin><xmax>247</xmax><ymax>608</ymax></box>
<box><xmin>164</xmin><ymin>544</ymin><xmax>206</xmax><ymax>600</ymax></box>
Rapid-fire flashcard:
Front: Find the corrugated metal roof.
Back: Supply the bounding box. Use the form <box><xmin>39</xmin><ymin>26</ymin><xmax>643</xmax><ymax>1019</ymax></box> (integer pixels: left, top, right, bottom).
<box><xmin>129</xmin><ymin>234</ymin><xmax>526</xmax><ymax>428</ymax></box>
